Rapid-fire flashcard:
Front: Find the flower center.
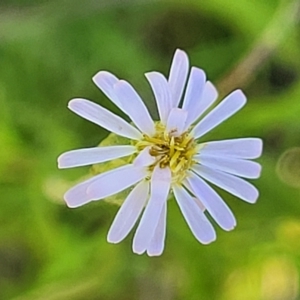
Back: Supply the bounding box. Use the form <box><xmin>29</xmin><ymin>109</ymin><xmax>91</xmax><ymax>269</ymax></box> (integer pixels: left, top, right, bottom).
<box><xmin>137</xmin><ymin>123</ymin><xmax>198</xmax><ymax>183</ymax></box>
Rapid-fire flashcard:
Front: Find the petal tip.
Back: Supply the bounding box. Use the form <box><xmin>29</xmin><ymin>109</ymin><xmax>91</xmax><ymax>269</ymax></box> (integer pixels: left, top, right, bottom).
<box><xmin>64</xmin><ymin>196</ymin><xmax>82</xmax><ymax>209</ymax></box>
<box><xmin>147</xmin><ymin>251</ymin><xmax>163</xmax><ymax>257</ymax></box>
<box><xmin>234</xmin><ymin>89</ymin><xmax>247</xmax><ymax>102</ymax></box>
<box><xmin>201</xmin><ymin>235</ymin><xmax>217</xmax><ymax>245</ymax></box>
<box><xmin>132</xmin><ymin>247</ymin><xmax>144</xmax><ymax>255</ymax></box>
<box><xmin>107</xmin><ymin>235</ymin><xmax>118</xmax><ymax>244</ymax></box>
<box><xmin>67</xmin><ymin>98</ymin><xmax>85</xmax><ymax>111</ymax></box>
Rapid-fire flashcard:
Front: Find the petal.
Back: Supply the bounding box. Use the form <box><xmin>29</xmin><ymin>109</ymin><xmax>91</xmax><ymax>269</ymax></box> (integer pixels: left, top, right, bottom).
<box><xmin>145</xmin><ymin>72</ymin><xmax>172</xmax><ymax>124</ymax></box>
<box><xmin>182</xmin><ymin>67</ymin><xmax>206</xmax><ymax>124</ymax></box>
<box><xmin>194</xmin><ymin>154</ymin><xmax>262</xmax><ymax>179</ymax></box>
<box><xmin>198</xmin><ymin>138</ymin><xmax>263</xmax><ymax>159</ymax></box>
<box><xmin>107</xmin><ymin>180</ymin><xmax>149</xmax><ymax>243</ymax></box>
<box><xmin>113</xmin><ymin>80</ymin><xmax>155</xmax><ymax>136</ymax></box>
<box><xmin>64</xmin><ymin>176</ymin><xmax>99</xmax><ymax>208</ymax></box>
<box><xmin>68</xmin><ymin>98</ymin><xmax>142</xmax><ymax>140</ymax></box>
<box><xmin>191</xmin><ymin>90</ymin><xmax>246</xmax><ymax>139</ymax></box>
<box><xmin>166</xmin><ymin>108</ymin><xmax>188</xmax><ymax>137</ymax></box>
<box><xmin>133</xmin><ymin>166</ymin><xmax>171</xmax><ymax>254</ymax></box>
<box><xmin>173</xmin><ymin>185</ymin><xmax>216</xmax><ymax>244</ymax></box>
<box><xmin>192</xmin><ymin>164</ymin><xmax>259</xmax><ymax>203</ymax></box>
<box><xmin>58</xmin><ymin>145</ymin><xmax>136</xmax><ymax>169</ymax></box>
<box><xmin>133</xmin><ymin>146</ymin><xmax>156</xmax><ymax>167</ymax></box>
<box><xmin>184</xmin><ymin>81</ymin><xmax>218</xmax><ymax>129</ymax></box>
<box><xmin>87</xmin><ymin>164</ymin><xmax>147</xmax><ymax>200</ymax></box>
<box><xmin>184</xmin><ymin>172</ymin><xmax>236</xmax><ymax>231</ymax></box>
<box><xmin>168</xmin><ymin>49</ymin><xmax>189</xmax><ymax>108</ymax></box>
<box><xmin>146</xmin><ymin>202</ymin><xmax>167</xmax><ymax>257</ymax></box>
<box><xmin>193</xmin><ymin>196</ymin><xmax>206</xmax><ymax>211</ymax></box>
<box><xmin>92</xmin><ymin>71</ymin><xmax>121</xmax><ymax>108</ymax></box>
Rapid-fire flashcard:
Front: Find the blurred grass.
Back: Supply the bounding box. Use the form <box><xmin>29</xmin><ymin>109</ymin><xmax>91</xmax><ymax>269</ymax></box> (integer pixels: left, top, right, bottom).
<box><xmin>1</xmin><ymin>0</ymin><xmax>300</xmax><ymax>299</ymax></box>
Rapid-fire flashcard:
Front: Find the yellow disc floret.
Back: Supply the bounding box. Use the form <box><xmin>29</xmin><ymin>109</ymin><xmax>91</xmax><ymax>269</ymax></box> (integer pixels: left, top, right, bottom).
<box><xmin>136</xmin><ymin>122</ymin><xmax>199</xmax><ymax>184</ymax></box>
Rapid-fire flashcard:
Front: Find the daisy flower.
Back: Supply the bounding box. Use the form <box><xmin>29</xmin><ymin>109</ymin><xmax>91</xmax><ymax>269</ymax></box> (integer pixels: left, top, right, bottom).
<box><xmin>58</xmin><ymin>49</ymin><xmax>262</xmax><ymax>256</ymax></box>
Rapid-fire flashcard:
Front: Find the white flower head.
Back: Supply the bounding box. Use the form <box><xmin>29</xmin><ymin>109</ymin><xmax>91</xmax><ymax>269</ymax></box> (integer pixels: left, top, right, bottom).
<box><xmin>58</xmin><ymin>49</ymin><xmax>263</xmax><ymax>256</ymax></box>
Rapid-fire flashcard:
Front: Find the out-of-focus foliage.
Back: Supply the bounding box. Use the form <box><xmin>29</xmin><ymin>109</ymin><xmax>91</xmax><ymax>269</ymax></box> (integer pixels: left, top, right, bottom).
<box><xmin>1</xmin><ymin>0</ymin><xmax>300</xmax><ymax>299</ymax></box>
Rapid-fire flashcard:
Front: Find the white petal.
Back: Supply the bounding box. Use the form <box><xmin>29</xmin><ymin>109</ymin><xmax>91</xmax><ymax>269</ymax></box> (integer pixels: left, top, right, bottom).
<box><xmin>166</xmin><ymin>108</ymin><xmax>188</xmax><ymax>136</ymax></box>
<box><xmin>64</xmin><ymin>175</ymin><xmax>99</xmax><ymax>208</ymax></box>
<box><xmin>192</xmin><ymin>164</ymin><xmax>259</xmax><ymax>203</ymax></box>
<box><xmin>87</xmin><ymin>164</ymin><xmax>147</xmax><ymax>200</ymax></box>
<box><xmin>146</xmin><ymin>202</ymin><xmax>167</xmax><ymax>257</ymax></box>
<box><xmin>133</xmin><ymin>166</ymin><xmax>171</xmax><ymax>254</ymax></box>
<box><xmin>173</xmin><ymin>185</ymin><xmax>216</xmax><ymax>244</ymax></box>
<box><xmin>145</xmin><ymin>72</ymin><xmax>172</xmax><ymax>124</ymax></box>
<box><xmin>193</xmin><ymin>196</ymin><xmax>206</xmax><ymax>211</ymax></box>
<box><xmin>168</xmin><ymin>49</ymin><xmax>189</xmax><ymax>108</ymax></box>
<box><xmin>92</xmin><ymin>71</ymin><xmax>121</xmax><ymax>108</ymax></box>
<box><xmin>198</xmin><ymin>138</ymin><xmax>263</xmax><ymax>159</ymax></box>
<box><xmin>183</xmin><ymin>180</ymin><xmax>206</xmax><ymax>211</ymax></box>
<box><xmin>194</xmin><ymin>154</ymin><xmax>262</xmax><ymax>179</ymax></box>
<box><xmin>107</xmin><ymin>180</ymin><xmax>149</xmax><ymax>243</ymax></box>
<box><xmin>68</xmin><ymin>99</ymin><xmax>142</xmax><ymax>140</ymax></box>
<box><xmin>184</xmin><ymin>172</ymin><xmax>236</xmax><ymax>231</ymax></box>
<box><xmin>113</xmin><ymin>80</ymin><xmax>155</xmax><ymax>136</ymax></box>
<box><xmin>182</xmin><ymin>67</ymin><xmax>206</xmax><ymax>124</ymax></box>
<box><xmin>58</xmin><ymin>145</ymin><xmax>136</xmax><ymax>169</ymax></box>
<box><xmin>185</xmin><ymin>81</ymin><xmax>218</xmax><ymax>129</ymax></box>
<box><xmin>191</xmin><ymin>90</ymin><xmax>246</xmax><ymax>139</ymax></box>
<box><xmin>133</xmin><ymin>146</ymin><xmax>156</xmax><ymax>167</ymax></box>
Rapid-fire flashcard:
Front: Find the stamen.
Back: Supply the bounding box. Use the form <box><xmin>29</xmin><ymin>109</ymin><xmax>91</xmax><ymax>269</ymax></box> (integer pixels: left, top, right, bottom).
<box><xmin>138</xmin><ymin>122</ymin><xmax>197</xmax><ymax>184</ymax></box>
<box><xmin>170</xmin><ymin>150</ymin><xmax>181</xmax><ymax>168</ymax></box>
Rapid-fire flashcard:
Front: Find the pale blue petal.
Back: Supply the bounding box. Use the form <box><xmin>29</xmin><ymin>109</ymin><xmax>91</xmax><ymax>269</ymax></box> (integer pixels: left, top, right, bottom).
<box><xmin>194</xmin><ymin>154</ymin><xmax>262</xmax><ymax>179</ymax></box>
<box><xmin>145</xmin><ymin>72</ymin><xmax>172</xmax><ymax>124</ymax></box>
<box><xmin>168</xmin><ymin>49</ymin><xmax>189</xmax><ymax>108</ymax></box>
<box><xmin>198</xmin><ymin>138</ymin><xmax>263</xmax><ymax>159</ymax></box>
<box><xmin>191</xmin><ymin>90</ymin><xmax>246</xmax><ymax>139</ymax></box>
<box><xmin>173</xmin><ymin>185</ymin><xmax>216</xmax><ymax>244</ymax></box>
<box><xmin>113</xmin><ymin>80</ymin><xmax>155</xmax><ymax>136</ymax></box>
<box><xmin>133</xmin><ymin>166</ymin><xmax>171</xmax><ymax>254</ymax></box>
<box><xmin>107</xmin><ymin>180</ymin><xmax>149</xmax><ymax>243</ymax></box>
<box><xmin>68</xmin><ymin>98</ymin><xmax>142</xmax><ymax>140</ymax></box>
<box><xmin>58</xmin><ymin>145</ymin><xmax>136</xmax><ymax>169</ymax></box>
<box><xmin>87</xmin><ymin>165</ymin><xmax>147</xmax><ymax>200</ymax></box>
<box><xmin>184</xmin><ymin>172</ymin><xmax>236</xmax><ymax>230</ymax></box>
<box><xmin>192</xmin><ymin>164</ymin><xmax>259</xmax><ymax>203</ymax></box>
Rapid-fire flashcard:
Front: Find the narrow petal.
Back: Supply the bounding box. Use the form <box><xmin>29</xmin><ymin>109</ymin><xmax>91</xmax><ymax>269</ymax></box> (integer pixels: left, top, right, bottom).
<box><xmin>58</xmin><ymin>145</ymin><xmax>136</xmax><ymax>169</ymax></box>
<box><xmin>173</xmin><ymin>185</ymin><xmax>216</xmax><ymax>244</ymax></box>
<box><xmin>183</xmin><ymin>180</ymin><xmax>206</xmax><ymax>212</ymax></box>
<box><xmin>87</xmin><ymin>165</ymin><xmax>147</xmax><ymax>200</ymax></box>
<box><xmin>192</xmin><ymin>164</ymin><xmax>259</xmax><ymax>203</ymax></box>
<box><xmin>182</xmin><ymin>67</ymin><xmax>206</xmax><ymax>124</ymax></box>
<box><xmin>194</xmin><ymin>154</ymin><xmax>262</xmax><ymax>179</ymax></box>
<box><xmin>64</xmin><ymin>176</ymin><xmax>99</xmax><ymax>208</ymax></box>
<box><xmin>191</xmin><ymin>90</ymin><xmax>246</xmax><ymax>139</ymax></box>
<box><xmin>184</xmin><ymin>81</ymin><xmax>218</xmax><ymax>129</ymax></box>
<box><xmin>198</xmin><ymin>138</ymin><xmax>263</xmax><ymax>159</ymax></box>
<box><xmin>107</xmin><ymin>180</ymin><xmax>149</xmax><ymax>243</ymax></box>
<box><xmin>166</xmin><ymin>108</ymin><xmax>188</xmax><ymax>136</ymax></box>
<box><xmin>184</xmin><ymin>172</ymin><xmax>236</xmax><ymax>231</ymax></box>
<box><xmin>193</xmin><ymin>197</ymin><xmax>206</xmax><ymax>211</ymax></box>
<box><xmin>133</xmin><ymin>166</ymin><xmax>171</xmax><ymax>254</ymax></box>
<box><xmin>168</xmin><ymin>49</ymin><xmax>189</xmax><ymax>108</ymax></box>
<box><xmin>114</xmin><ymin>80</ymin><xmax>155</xmax><ymax>136</ymax></box>
<box><xmin>92</xmin><ymin>71</ymin><xmax>121</xmax><ymax>108</ymax></box>
<box><xmin>146</xmin><ymin>202</ymin><xmax>167</xmax><ymax>257</ymax></box>
<box><xmin>133</xmin><ymin>146</ymin><xmax>156</xmax><ymax>167</ymax></box>
<box><xmin>145</xmin><ymin>72</ymin><xmax>172</xmax><ymax>124</ymax></box>
<box><xmin>68</xmin><ymin>99</ymin><xmax>142</xmax><ymax>140</ymax></box>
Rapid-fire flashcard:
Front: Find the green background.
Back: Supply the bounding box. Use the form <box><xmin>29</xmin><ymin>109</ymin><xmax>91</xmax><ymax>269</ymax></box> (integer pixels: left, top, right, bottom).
<box><xmin>1</xmin><ymin>0</ymin><xmax>300</xmax><ymax>299</ymax></box>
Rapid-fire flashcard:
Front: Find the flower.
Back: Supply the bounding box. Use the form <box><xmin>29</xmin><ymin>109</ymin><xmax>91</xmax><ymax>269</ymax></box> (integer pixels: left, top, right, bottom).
<box><xmin>58</xmin><ymin>49</ymin><xmax>262</xmax><ymax>256</ymax></box>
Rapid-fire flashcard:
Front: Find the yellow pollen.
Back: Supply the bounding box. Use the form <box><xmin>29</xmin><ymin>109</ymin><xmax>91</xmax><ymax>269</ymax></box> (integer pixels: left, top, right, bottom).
<box><xmin>137</xmin><ymin>122</ymin><xmax>198</xmax><ymax>184</ymax></box>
